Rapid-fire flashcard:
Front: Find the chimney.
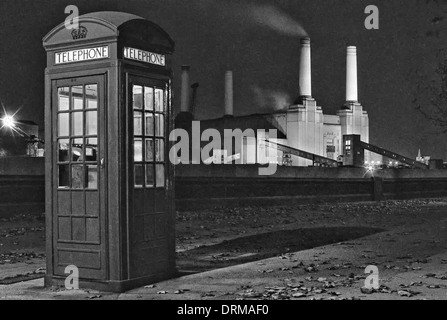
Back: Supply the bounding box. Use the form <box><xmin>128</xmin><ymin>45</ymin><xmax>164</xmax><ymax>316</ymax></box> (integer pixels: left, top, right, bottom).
<box><xmin>180</xmin><ymin>65</ymin><xmax>191</xmax><ymax>113</ymax></box>
<box><xmin>299</xmin><ymin>37</ymin><xmax>312</xmax><ymax>98</ymax></box>
<box><xmin>346</xmin><ymin>46</ymin><xmax>358</xmax><ymax>102</ymax></box>
<box><xmin>224</xmin><ymin>70</ymin><xmax>234</xmax><ymax>117</ymax></box>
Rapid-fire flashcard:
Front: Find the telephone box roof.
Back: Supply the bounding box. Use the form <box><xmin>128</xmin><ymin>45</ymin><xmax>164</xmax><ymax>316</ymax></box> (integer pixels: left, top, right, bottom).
<box><xmin>43</xmin><ymin>11</ymin><xmax>174</xmax><ymax>53</ymax></box>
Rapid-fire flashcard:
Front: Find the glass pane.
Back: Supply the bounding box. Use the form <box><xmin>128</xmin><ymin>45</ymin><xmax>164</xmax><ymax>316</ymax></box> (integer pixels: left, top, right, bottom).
<box><xmin>87</xmin><ymin>165</ymin><xmax>98</xmax><ymax>189</ymax></box>
<box><xmin>86</xmin><ymin>84</ymin><xmax>98</xmax><ymax>109</ymax></box>
<box><xmin>145</xmin><ymin>113</ymin><xmax>154</xmax><ymax>136</ymax></box>
<box><xmin>155</xmin><ymin>89</ymin><xmax>164</xmax><ymax>112</ymax></box>
<box><xmin>58</xmin><ymin>87</ymin><xmax>70</xmax><ymax>111</ymax></box>
<box><xmin>86</xmin><ymin>111</ymin><xmax>97</xmax><ymax>135</ymax></box>
<box><xmin>72</xmin><ymin>86</ymin><xmax>84</xmax><ymax>110</ymax></box>
<box><xmin>71</xmin><ymin>165</ymin><xmax>84</xmax><ymax>189</ymax></box>
<box><xmin>145</xmin><ymin>87</ymin><xmax>154</xmax><ymax>111</ymax></box>
<box><xmin>58</xmin><ymin>139</ymin><xmax>69</xmax><ymax>162</ymax></box>
<box><xmin>145</xmin><ymin>139</ymin><xmax>154</xmax><ymax>161</ymax></box>
<box><xmin>146</xmin><ymin>164</ymin><xmax>154</xmax><ymax>187</ymax></box>
<box><xmin>156</xmin><ymin>139</ymin><xmax>164</xmax><ymax>162</ymax></box>
<box><xmin>58</xmin><ymin>113</ymin><xmax>69</xmax><ymax>137</ymax></box>
<box><xmin>134</xmin><ymin>139</ymin><xmax>143</xmax><ymax>162</ymax></box>
<box><xmin>133</xmin><ymin>86</ymin><xmax>143</xmax><ymax>109</ymax></box>
<box><xmin>156</xmin><ymin>164</ymin><xmax>165</xmax><ymax>187</ymax></box>
<box><xmin>71</xmin><ymin>138</ymin><xmax>84</xmax><ymax>162</ymax></box>
<box><xmin>58</xmin><ymin>165</ymin><xmax>69</xmax><ymax>188</ymax></box>
<box><xmin>134</xmin><ymin>111</ymin><xmax>143</xmax><ymax>135</ymax></box>
<box><xmin>86</xmin><ymin>138</ymin><xmax>98</xmax><ymax>162</ymax></box>
<box><xmin>135</xmin><ymin>165</ymin><xmax>144</xmax><ymax>187</ymax></box>
<box><xmin>72</xmin><ymin>112</ymin><xmax>83</xmax><ymax>136</ymax></box>
<box><xmin>155</xmin><ymin>114</ymin><xmax>164</xmax><ymax>136</ymax></box>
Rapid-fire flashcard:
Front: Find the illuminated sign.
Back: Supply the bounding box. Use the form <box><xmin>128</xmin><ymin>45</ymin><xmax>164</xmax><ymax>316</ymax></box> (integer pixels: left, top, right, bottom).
<box><xmin>123</xmin><ymin>47</ymin><xmax>166</xmax><ymax>67</ymax></box>
<box><xmin>55</xmin><ymin>46</ymin><xmax>109</xmax><ymax>65</ymax></box>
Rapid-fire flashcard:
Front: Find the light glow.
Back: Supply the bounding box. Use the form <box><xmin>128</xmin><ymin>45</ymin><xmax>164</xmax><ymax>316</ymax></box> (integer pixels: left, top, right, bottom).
<box><xmin>1</xmin><ymin>115</ymin><xmax>15</xmax><ymax>129</ymax></box>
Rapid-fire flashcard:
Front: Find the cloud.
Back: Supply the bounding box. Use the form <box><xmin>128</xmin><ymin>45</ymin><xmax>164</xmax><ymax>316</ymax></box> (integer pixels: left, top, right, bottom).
<box><xmin>249</xmin><ymin>4</ymin><xmax>308</xmax><ymax>37</ymax></box>
<box><xmin>252</xmin><ymin>85</ymin><xmax>292</xmax><ymax>111</ymax></box>
<box><xmin>197</xmin><ymin>0</ymin><xmax>308</xmax><ymax>37</ymax></box>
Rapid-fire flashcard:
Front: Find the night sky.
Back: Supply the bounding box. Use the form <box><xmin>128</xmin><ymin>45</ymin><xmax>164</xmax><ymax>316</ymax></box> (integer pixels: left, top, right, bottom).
<box><xmin>0</xmin><ymin>0</ymin><xmax>446</xmax><ymax>158</ymax></box>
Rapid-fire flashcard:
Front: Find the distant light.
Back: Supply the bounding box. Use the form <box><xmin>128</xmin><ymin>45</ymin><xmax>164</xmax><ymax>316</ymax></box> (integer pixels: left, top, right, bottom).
<box><xmin>371</xmin><ymin>161</ymin><xmax>375</xmax><ymax>164</ymax></box>
<box><xmin>1</xmin><ymin>115</ymin><xmax>15</xmax><ymax>129</ymax></box>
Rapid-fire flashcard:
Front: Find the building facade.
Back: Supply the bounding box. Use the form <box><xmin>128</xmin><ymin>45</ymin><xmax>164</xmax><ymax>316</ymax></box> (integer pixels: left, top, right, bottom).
<box><xmin>176</xmin><ymin>38</ymin><xmax>373</xmax><ymax>167</ymax></box>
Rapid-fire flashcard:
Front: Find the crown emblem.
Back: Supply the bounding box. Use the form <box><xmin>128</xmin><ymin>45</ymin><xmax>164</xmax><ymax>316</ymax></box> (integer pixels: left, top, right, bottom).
<box><xmin>71</xmin><ymin>26</ymin><xmax>88</xmax><ymax>40</ymax></box>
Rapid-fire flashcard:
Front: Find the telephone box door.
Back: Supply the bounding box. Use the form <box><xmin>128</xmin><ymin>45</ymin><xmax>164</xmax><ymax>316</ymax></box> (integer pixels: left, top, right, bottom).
<box><xmin>52</xmin><ymin>75</ymin><xmax>107</xmax><ymax>280</ymax></box>
<box><xmin>128</xmin><ymin>75</ymin><xmax>174</xmax><ymax>278</ymax></box>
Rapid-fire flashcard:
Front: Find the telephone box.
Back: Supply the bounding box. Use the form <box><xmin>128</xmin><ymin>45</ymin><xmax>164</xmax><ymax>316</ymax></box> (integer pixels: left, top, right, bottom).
<box><xmin>43</xmin><ymin>12</ymin><xmax>175</xmax><ymax>292</ymax></box>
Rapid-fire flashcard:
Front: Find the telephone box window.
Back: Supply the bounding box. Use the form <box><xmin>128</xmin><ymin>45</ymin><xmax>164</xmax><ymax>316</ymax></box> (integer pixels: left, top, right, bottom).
<box><xmin>58</xmin><ymin>87</ymin><xmax>70</xmax><ymax>111</ymax></box>
<box><xmin>133</xmin><ymin>84</ymin><xmax>166</xmax><ymax>188</ymax></box>
<box><xmin>86</xmin><ymin>85</ymin><xmax>98</xmax><ymax>109</ymax></box>
<box><xmin>58</xmin><ymin>140</ymin><xmax>69</xmax><ymax>162</ymax></box>
<box><xmin>156</xmin><ymin>164</ymin><xmax>165</xmax><ymax>187</ymax></box>
<box><xmin>59</xmin><ymin>165</ymin><xmax>69</xmax><ymax>188</ymax></box>
<box><xmin>56</xmin><ymin>84</ymin><xmax>99</xmax><ymax>191</ymax></box>
<box><xmin>72</xmin><ymin>86</ymin><xmax>84</xmax><ymax>110</ymax></box>
<box><xmin>72</xmin><ymin>165</ymin><xmax>84</xmax><ymax>189</ymax></box>
<box><xmin>86</xmin><ymin>138</ymin><xmax>98</xmax><ymax>162</ymax></box>
<box><xmin>58</xmin><ymin>113</ymin><xmax>69</xmax><ymax>137</ymax></box>
<box><xmin>134</xmin><ymin>139</ymin><xmax>143</xmax><ymax>162</ymax></box>
<box><xmin>135</xmin><ymin>165</ymin><xmax>144</xmax><ymax>187</ymax></box>
<box><xmin>155</xmin><ymin>89</ymin><xmax>164</xmax><ymax>112</ymax></box>
<box><xmin>133</xmin><ymin>86</ymin><xmax>143</xmax><ymax>109</ymax></box>
<box><xmin>145</xmin><ymin>87</ymin><xmax>154</xmax><ymax>111</ymax></box>
<box><xmin>71</xmin><ymin>138</ymin><xmax>84</xmax><ymax>162</ymax></box>
<box><xmin>134</xmin><ymin>112</ymin><xmax>143</xmax><ymax>135</ymax></box>
<box><xmin>87</xmin><ymin>165</ymin><xmax>98</xmax><ymax>190</ymax></box>
<box><xmin>145</xmin><ymin>113</ymin><xmax>154</xmax><ymax>136</ymax></box>
<box><xmin>156</xmin><ymin>139</ymin><xmax>164</xmax><ymax>162</ymax></box>
<box><xmin>155</xmin><ymin>114</ymin><xmax>164</xmax><ymax>136</ymax></box>
<box><xmin>72</xmin><ymin>112</ymin><xmax>83</xmax><ymax>136</ymax></box>
<box><xmin>146</xmin><ymin>139</ymin><xmax>154</xmax><ymax>161</ymax></box>
<box><xmin>86</xmin><ymin>111</ymin><xmax>98</xmax><ymax>135</ymax></box>
<box><xmin>146</xmin><ymin>164</ymin><xmax>154</xmax><ymax>187</ymax></box>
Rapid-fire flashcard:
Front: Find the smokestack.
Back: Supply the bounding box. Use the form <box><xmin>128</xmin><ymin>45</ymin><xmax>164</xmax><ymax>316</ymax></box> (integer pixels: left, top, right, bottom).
<box><xmin>225</xmin><ymin>70</ymin><xmax>234</xmax><ymax>117</ymax></box>
<box><xmin>180</xmin><ymin>65</ymin><xmax>190</xmax><ymax>113</ymax></box>
<box><xmin>346</xmin><ymin>46</ymin><xmax>358</xmax><ymax>102</ymax></box>
<box><xmin>299</xmin><ymin>37</ymin><xmax>312</xmax><ymax>98</ymax></box>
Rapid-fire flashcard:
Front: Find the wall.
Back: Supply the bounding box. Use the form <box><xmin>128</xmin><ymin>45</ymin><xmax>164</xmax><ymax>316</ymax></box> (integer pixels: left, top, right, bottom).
<box><xmin>0</xmin><ymin>157</ymin><xmax>45</xmax><ymax>217</ymax></box>
<box><xmin>1</xmin><ymin>157</ymin><xmax>447</xmax><ymax>216</ymax></box>
<box><xmin>175</xmin><ymin>165</ymin><xmax>447</xmax><ymax>211</ymax></box>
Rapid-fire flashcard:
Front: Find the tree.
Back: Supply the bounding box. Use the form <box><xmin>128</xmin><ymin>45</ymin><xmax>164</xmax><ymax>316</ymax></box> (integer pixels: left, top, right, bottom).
<box><xmin>414</xmin><ymin>0</ymin><xmax>447</xmax><ymax>132</ymax></box>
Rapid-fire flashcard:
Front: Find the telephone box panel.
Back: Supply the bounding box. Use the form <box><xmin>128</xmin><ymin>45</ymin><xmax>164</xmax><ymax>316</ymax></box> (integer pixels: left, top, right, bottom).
<box><xmin>43</xmin><ymin>11</ymin><xmax>175</xmax><ymax>292</ymax></box>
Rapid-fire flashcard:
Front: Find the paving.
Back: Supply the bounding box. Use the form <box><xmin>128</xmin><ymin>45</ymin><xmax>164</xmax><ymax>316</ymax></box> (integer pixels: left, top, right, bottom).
<box><xmin>0</xmin><ymin>199</ymin><xmax>446</xmax><ymax>300</ymax></box>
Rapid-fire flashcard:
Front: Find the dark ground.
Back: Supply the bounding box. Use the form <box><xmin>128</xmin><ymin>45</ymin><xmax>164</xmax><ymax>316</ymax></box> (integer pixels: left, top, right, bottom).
<box><xmin>0</xmin><ymin>198</ymin><xmax>446</xmax><ymax>300</ymax></box>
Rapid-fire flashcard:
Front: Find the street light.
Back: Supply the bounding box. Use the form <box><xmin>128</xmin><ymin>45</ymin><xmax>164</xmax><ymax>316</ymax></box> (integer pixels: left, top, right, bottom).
<box><xmin>1</xmin><ymin>114</ymin><xmax>16</xmax><ymax>129</ymax></box>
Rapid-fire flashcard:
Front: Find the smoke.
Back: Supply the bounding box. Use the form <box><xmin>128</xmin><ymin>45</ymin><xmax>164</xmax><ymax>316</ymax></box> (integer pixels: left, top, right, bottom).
<box><xmin>248</xmin><ymin>4</ymin><xmax>308</xmax><ymax>38</ymax></box>
<box><xmin>197</xmin><ymin>0</ymin><xmax>308</xmax><ymax>37</ymax></box>
<box><xmin>252</xmin><ymin>85</ymin><xmax>292</xmax><ymax>111</ymax></box>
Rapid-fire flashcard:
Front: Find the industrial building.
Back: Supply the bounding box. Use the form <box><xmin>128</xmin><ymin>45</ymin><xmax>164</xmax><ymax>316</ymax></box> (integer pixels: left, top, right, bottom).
<box><xmin>176</xmin><ymin>38</ymin><xmax>378</xmax><ymax>167</ymax></box>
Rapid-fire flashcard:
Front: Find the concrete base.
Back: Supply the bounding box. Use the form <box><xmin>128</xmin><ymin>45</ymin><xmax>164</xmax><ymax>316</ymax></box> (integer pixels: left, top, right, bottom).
<box><xmin>44</xmin><ymin>269</ymin><xmax>178</xmax><ymax>293</ymax></box>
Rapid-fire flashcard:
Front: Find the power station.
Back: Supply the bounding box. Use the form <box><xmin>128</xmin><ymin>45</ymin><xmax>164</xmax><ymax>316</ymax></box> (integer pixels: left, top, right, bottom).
<box><xmin>176</xmin><ymin>38</ymin><xmax>378</xmax><ymax>167</ymax></box>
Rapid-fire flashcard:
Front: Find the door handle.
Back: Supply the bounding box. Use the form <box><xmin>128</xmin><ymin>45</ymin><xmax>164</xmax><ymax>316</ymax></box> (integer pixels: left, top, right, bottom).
<box><xmin>100</xmin><ymin>158</ymin><xmax>105</xmax><ymax>169</ymax></box>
